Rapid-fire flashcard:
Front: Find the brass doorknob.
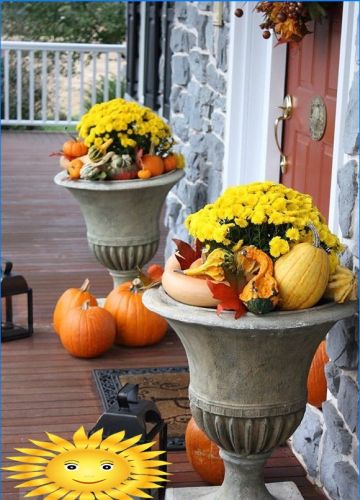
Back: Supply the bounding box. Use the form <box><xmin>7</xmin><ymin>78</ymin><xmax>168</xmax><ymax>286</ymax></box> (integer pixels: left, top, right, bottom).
<box><xmin>274</xmin><ymin>95</ymin><xmax>293</xmax><ymax>174</ymax></box>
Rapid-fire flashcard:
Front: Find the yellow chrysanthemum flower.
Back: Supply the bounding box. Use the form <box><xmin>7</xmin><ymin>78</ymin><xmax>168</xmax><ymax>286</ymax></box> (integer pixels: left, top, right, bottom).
<box><xmin>269</xmin><ymin>236</ymin><xmax>290</xmax><ymax>258</ymax></box>
<box><xmin>285</xmin><ymin>227</ymin><xmax>300</xmax><ymax>241</ymax></box>
<box><xmin>251</xmin><ymin>210</ymin><xmax>267</xmax><ymax>225</ymax></box>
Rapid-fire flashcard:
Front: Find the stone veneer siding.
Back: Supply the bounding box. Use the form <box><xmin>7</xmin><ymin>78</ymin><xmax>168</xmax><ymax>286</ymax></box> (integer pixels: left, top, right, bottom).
<box><xmin>164</xmin><ymin>1</ymin><xmax>230</xmax><ymax>257</ymax></box>
<box><xmin>291</xmin><ymin>23</ymin><xmax>359</xmax><ymax>500</ymax></box>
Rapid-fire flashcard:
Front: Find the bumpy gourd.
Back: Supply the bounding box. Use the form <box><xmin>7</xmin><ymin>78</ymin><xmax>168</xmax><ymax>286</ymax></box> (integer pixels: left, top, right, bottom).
<box><xmin>323</xmin><ymin>265</ymin><xmax>358</xmax><ymax>303</ymax></box>
<box><xmin>274</xmin><ymin>224</ymin><xmax>330</xmax><ymax>310</ymax></box>
<box><xmin>234</xmin><ymin>251</ymin><xmax>260</xmax><ymax>282</ymax></box>
<box><xmin>239</xmin><ymin>246</ymin><xmax>279</xmax><ymax>314</ymax></box>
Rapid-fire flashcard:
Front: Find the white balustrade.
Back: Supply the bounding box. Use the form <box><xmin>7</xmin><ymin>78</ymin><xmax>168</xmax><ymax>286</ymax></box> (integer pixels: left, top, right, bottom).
<box><xmin>1</xmin><ymin>40</ymin><xmax>127</xmax><ymax>127</ymax></box>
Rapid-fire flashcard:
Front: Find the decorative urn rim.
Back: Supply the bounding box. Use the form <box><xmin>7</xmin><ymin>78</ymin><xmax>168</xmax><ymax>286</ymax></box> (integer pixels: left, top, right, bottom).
<box><xmin>143</xmin><ymin>286</ymin><xmax>356</xmax><ymax>331</ymax></box>
<box><xmin>54</xmin><ymin>169</ymin><xmax>184</xmax><ymax>191</ymax></box>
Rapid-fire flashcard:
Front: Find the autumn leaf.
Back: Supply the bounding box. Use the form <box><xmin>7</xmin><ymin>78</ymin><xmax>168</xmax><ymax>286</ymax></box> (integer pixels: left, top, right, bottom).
<box><xmin>207</xmin><ymin>280</ymin><xmax>246</xmax><ymax>319</ymax></box>
<box><xmin>173</xmin><ymin>238</ymin><xmax>202</xmax><ymax>270</ymax></box>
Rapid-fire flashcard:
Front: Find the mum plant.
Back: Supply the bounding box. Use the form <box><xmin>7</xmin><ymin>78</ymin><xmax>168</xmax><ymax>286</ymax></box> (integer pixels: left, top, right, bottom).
<box><xmin>56</xmin><ymin>98</ymin><xmax>184</xmax><ymax>181</ymax></box>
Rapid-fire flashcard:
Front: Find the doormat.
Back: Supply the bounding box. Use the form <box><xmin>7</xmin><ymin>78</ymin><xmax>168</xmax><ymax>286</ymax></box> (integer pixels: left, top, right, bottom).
<box><xmin>93</xmin><ymin>367</ymin><xmax>190</xmax><ymax>450</ymax></box>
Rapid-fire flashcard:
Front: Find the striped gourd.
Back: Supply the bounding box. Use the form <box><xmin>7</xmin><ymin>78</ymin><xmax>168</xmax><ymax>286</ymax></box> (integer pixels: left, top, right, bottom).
<box><xmin>88</xmin><ymin>138</ymin><xmax>113</xmax><ymax>162</ymax></box>
<box><xmin>88</xmin><ymin>145</ymin><xmax>104</xmax><ymax>162</ymax></box>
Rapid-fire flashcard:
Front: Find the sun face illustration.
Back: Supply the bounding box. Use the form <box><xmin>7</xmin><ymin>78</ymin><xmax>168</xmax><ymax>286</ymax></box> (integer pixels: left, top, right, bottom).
<box><xmin>3</xmin><ymin>426</ymin><xmax>169</xmax><ymax>499</ymax></box>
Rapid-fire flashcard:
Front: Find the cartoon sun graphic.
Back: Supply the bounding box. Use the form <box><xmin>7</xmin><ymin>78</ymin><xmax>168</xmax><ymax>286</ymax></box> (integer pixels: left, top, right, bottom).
<box><xmin>3</xmin><ymin>426</ymin><xmax>169</xmax><ymax>499</ymax></box>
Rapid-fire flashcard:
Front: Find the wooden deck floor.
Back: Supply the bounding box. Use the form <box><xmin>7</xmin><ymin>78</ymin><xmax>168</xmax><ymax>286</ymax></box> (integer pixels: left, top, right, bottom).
<box><xmin>2</xmin><ymin>131</ymin><xmax>326</xmax><ymax>499</ymax></box>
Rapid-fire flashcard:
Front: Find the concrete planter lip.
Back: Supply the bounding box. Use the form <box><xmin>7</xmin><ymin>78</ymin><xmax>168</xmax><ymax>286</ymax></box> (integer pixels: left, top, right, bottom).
<box><xmin>54</xmin><ymin>168</ymin><xmax>184</xmax><ymax>191</ymax></box>
<box><xmin>143</xmin><ymin>286</ymin><xmax>356</xmax><ymax>331</ymax></box>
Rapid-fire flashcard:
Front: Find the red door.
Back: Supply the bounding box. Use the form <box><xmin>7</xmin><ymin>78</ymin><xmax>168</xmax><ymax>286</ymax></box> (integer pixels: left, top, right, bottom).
<box><xmin>281</xmin><ymin>4</ymin><xmax>343</xmax><ymax>220</ymax></box>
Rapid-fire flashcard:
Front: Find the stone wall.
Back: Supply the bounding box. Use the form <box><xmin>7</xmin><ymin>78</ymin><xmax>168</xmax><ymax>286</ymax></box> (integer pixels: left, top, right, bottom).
<box><xmin>291</xmin><ymin>24</ymin><xmax>359</xmax><ymax>500</ymax></box>
<box><xmin>164</xmin><ymin>1</ymin><xmax>230</xmax><ymax>256</ymax></box>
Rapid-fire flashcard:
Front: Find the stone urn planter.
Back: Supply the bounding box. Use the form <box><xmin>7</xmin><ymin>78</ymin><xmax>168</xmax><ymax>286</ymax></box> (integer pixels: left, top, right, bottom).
<box><xmin>54</xmin><ymin>170</ymin><xmax>184</xmax><ymax>287</ymax></box>
<box><xmin>143</xmin><ymin>287</ymin><xmax>355</xmax><ymax>500</ymax></box>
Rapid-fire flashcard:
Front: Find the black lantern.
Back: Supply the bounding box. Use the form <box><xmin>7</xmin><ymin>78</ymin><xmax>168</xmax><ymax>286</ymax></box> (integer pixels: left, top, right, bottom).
<box><xmin>1</xmin><ymin>262</ymin><xmax>33</xmax><ymax>342</ymax></box>
<box><xmin>90</xmin><ymin>383</ymin><xmax>167</xmax><ymax>500</ymax></box>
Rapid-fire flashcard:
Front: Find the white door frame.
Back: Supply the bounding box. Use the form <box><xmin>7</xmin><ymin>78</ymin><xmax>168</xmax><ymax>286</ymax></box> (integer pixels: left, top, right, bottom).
<box><xmin>223</xmin><ymin>1</ymin><xmax>358</xmax><ymax>235</ymax></box>
<box><xmin>328</xmin><ymin>1</ymin><xmax>358</xmax><ymax>234</ymax></box>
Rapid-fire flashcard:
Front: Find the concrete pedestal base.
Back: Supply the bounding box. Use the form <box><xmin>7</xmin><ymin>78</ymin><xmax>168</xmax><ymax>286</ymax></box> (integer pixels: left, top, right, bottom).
<box><xmin>164</xmin><ymin>482</ymin><xmax>304</xmax><ymax>500</ymax></box>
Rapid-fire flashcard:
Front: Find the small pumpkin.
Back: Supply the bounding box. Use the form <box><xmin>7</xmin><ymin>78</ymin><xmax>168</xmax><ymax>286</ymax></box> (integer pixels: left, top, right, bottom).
<box><xmin>163</xmin><ymin>154</ymin><xmax>178</xmax><ymax>172</ymax></box>
<box><xmin>59</xmin><ymin>301</ymin><xmax>116</xmax><ymax>358</ymax></box>
<box><xmin>137</xmin><ymin>169</ymin><xmax>152</xmax><ymax>180</ymax></box>
<box><xmin>68</xmin><ymin>158</ymin><xmax>84</xmax><ymax>180</ymax></box>
<box><xmin>307</xmin><ymin>341</ymin><xmax>329</xmax><ymax>407</ymax></box>
<box><xmin>239</xmin><ymin>246</ymin><xmax>279</xmax><ymax>314</ymax></box>
<box><xmin>104</xmin><ymin>278</ymin><xmax>168</xmax><ymax>346</ymax></box>
<box><xmin>53</xmin><ymin>279</ymin><xmax>97</xmax><ymax>335</ymax></box>
<box><xmin>141</xmin><ymin>155</ymin><xmax>164</xmax><ymax>177</ymax></box>
<box><xmin>185</xmin><ymin>418</ymin><xmax>224</xmax><ymax>485</ymax></box>
<box><xmin>62</xmin><ymin>139</ymin><xmax>88</xmax><ymax>159</ymax></box>
<box><xmin>274</xmin><ymin>224</ymin><xmax>330</xmax><ymax>310</ymax></box>
<box><xmin>60</xmin><ymin>154</ymin><xmax>88</xmax><ymax>171</ymax></box>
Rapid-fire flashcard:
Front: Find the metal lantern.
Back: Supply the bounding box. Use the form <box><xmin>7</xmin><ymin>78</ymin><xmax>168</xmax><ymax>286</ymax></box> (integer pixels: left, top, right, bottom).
<box><xmin>1</xmin><ymin>262</ymin><xmax>33</xmax><ymax>342</ymax></box>
<box><xmin>90</xmin><ymin>383</ymin><xmax>167</xmax><ymax>500</ymax></box>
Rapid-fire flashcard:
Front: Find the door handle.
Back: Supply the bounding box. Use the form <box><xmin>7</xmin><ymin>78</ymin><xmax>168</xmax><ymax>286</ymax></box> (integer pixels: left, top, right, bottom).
<box><xmin>274</xmin><ymin>95</ymin><xmax>293</xmax><ymax>174</ymax></box>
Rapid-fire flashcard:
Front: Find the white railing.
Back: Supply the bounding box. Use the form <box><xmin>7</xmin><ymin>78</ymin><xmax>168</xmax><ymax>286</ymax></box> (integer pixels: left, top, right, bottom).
<box><xmin>1</xmin><ymin>40</ymin><xmax>127</xmax><ymax>127</ymax></box>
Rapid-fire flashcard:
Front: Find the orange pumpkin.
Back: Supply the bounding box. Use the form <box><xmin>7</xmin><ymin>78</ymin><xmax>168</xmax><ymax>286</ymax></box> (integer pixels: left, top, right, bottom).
<box><xmin>307</xmin><ymin>340</ymin><xmax>329</xmax><ymax>407</ymax></box>
<box><xmin>53</xmin><ymin>279</ymin><xmax>97</xmax><ymax>335</ymax></box>
<box><xmin>63</xmin><ymin>139</ymin><xmax>88</xmax><ymax>159</ymax></box>
<box><xmin>104</xmin><ymin>278</ymin><xmax>168</xmax><ymax>346</ymax></box>
<box><xmin>185</xmin><ymin>418</ymin><xmax>224</xmax><ymax>485</ymax></box>
<box><xmin>163</xmin><ymin>154</ymin><xmax>178</xmax><ymax>172</ymax></box>
<box><xmin>141</xmin><ymin>155</ymin><xmax>164</xmax><ymax>177</ymax></box>
<box><xmin>59</xmin><ymin>301</ymin><xmax>116</xmax><ymax>358</ymax></box>
<box><xmin>68</xmin><ymin>158</ymin><xmax>84</xmax><ymax>180</ymax></box>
